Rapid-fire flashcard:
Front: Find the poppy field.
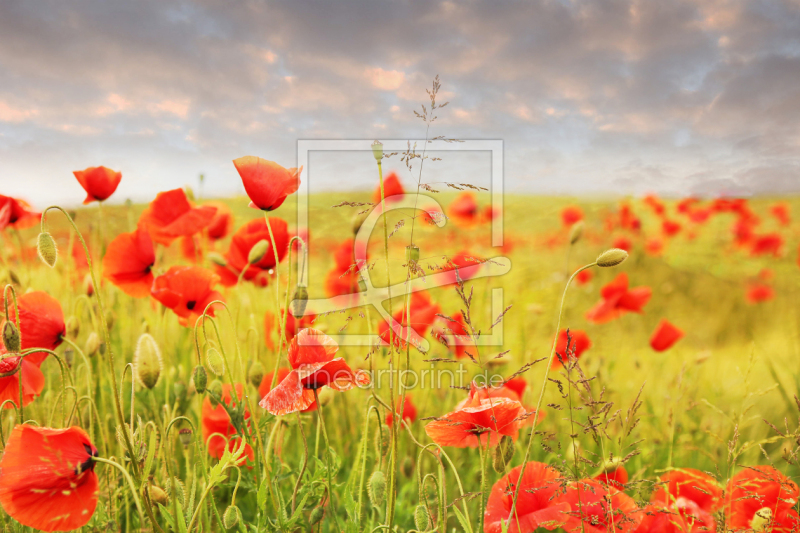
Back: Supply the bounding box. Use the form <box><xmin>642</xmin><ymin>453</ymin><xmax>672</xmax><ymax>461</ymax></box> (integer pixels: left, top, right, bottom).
<box><xmin>2</xmin><ymin>120</ymin><xmax>800</xmax><ymax>532</ymax></box>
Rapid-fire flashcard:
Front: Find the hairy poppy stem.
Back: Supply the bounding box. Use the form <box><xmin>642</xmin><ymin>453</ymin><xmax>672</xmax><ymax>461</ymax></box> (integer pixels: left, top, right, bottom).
<box><xmin>313</xmin><ymin>387</ymin><xmax>342</xmax><ymax>530</ymax></box>
<box><xmin>3</xmin><ymin>284</ymin><xmax>21</xmax><ymax>422</ymax></box>
<box><xmin>505</xmin><ymin>262</ymin><xmax>597</xmax><ymax>527</ymax></box>
<box><xmin>291</xmin><ymin>411</ymin><xmax>309</xmax><ymax>513</ymax></box>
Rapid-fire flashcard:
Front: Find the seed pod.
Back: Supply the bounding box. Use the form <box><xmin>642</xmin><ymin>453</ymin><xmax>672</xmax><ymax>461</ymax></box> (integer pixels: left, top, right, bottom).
<box><xmin>569</xmin><ymin>221</ymin><xmax>584</xmax><ymax>245</ymax></box>
<box><xmin>85</xmin><ymin>332</ymin><xmax>101</xmax><ymax>357</ymax></box>
<box><xmin>2</xmin><ymin>321</ymin><xmax>20</xmax><ymax>353</ymax></box>
<box><xmin>368</xmin><ymin>471</ymin><xmax>386</xmax><ymax>507</ymax></box>
<box><xmin>208</xmin><ymin>379</ymin><xmax>223</xmax><ymax>406</ymax></box>
<box><xmin>147</xmin><ymin>485</ymin><xmax>168</xmax><ymax>507</ymax></box>
<box><xmin>37</xmin><ymin>232</ymin><xmax>58</xmax><ymax>268</ymax></box>
<box><xmin>178</xmin><ymin>428</ymin><xmax>193</xmax><ymax>448</ymax></box>
<box><xmin>248</xmin><ymin>361</ymin><xmax>264</xmax><ymax>389</ymax></box>
<box><xmin>206</xmin><ymin>347</ymin><xmax>224</xmax><ymax>376</ymax></box>
<box><xmin>406</xmin><ymin>244</ymin><xmax>420</xmax><ymax>263</ymax></box>
<box><xmin>493</xmin><ymin>435</ymin><xmax>515</xmax><ymax>473</ymax></box>
<box><xmin>414</xmin><ymin>505</ymin><xmax>431</xmax><ymax>532</ymax></box>
<box><xmin>371</xmin><ymin>140</ymin><xmax>384</xmax><ymax>162</ymax></box>
<box><xmin>192</xmin><ymin>365</ymin><xmax>208</xmax><ymax>393</ymax></box>
<box><xmin>65</xmin><ymin>316</ymin><xmax>80</xmax><ymax>339</ymax></box>
<box><xmin>207</xmin><ymin>252</ymin><xmax>227</xmax><ymax>268</ymax></box>
<box><xmin>290</xmin><ymin>284</ymin><xmax>308</xmax><ymax>318</ymax></box>
<box><xmin>134</xmin><ymin>333</ymin><xmax>162</xmax><ymax>390</ymax></box>
<box><xmin>223</xmin><ymin>505</ymin><xmax>240</xmax><ymax>529</ymax></box>
<box><xmin>401</xmin><ymin>456</ymin><xmax>414</xmax><ymax>478</ymax></box>
<box><xmin>596</xmin><ymin>248</ymin><xmax>628</xmax><ymax>268</ymax></box>
<box><xmin>247</xmin><ymin>239</ymin><xmax>270</xmax><ymax>265</ymax></box>
<box><xmin>309</xmin><ymin>506</ymin><xmax>324</xmax><ymax>525</ymax></box>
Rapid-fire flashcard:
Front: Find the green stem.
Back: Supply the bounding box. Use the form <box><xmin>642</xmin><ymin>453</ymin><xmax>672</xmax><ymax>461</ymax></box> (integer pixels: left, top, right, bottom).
<box><xmin>313</xmin><ymin>388</ymin><xmax>342</xmax><ymax>531</ymax></box>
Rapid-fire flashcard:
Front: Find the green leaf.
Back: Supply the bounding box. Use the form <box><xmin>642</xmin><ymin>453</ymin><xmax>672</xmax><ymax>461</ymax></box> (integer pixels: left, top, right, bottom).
<box><xmin>452</xmin><ymin>504</ymin><xmax>473</xmax><ymax>533</ymax></box>
<box><xmin>143</xmin><ymin>427</ymin><xmax>158</xmax><ymax>479</ymax></box>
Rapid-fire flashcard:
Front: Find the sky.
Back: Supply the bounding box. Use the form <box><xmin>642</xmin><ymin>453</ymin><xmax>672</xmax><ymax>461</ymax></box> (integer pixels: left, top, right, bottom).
<box><xmin>1</xmin><ymin>0</ymin><xmax>800</xmax><ymax>208</ymax></box>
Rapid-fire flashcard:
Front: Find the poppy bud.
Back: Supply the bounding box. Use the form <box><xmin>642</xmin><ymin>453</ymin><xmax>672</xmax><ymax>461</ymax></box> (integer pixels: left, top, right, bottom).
<box><xmin>414</xmin><ymin>505</ymin><xmax>431</xmax><ymax>532</ymax></box>
<box><xmin>192</xmin><ymin>365</ymin><xmax>208</xmax><ymax>393</ymax></box>
<box><xmin>64</xmin><ymin>347</ymin><xmax>74</xmax><ymax>368</ymax></box>
<box><xmin>223</xmin><ymin>505</ymin><xmax>240</xmax><ymax>529</ymax></box>
<box><xmin>37</xmin><ymin>232</ymin><xmax>58</xmax><ymax>268</ymax></box>
<box><xmin>173</xmin><ymin>381</ymin><xmax>186</xmax><ymax>401</ymax></box>
<box><xmin>99</xmin><ymin>342</ymin><xmax>106</xmax><ymax>355</ymax></box>
<box><xmin>85</xmin><ymin>332</ymin><xmax>101</xmax><ymax>357</ymax></box>
<box><xmin>207</xmin><ymin>252</ymin><xmax>227</xmax><ymax>267</ymax></box>
<box><xmin>178</xmin><ymin>428</ymin><xmax>193</xmax><ymax>448</ymax></box>
<box><xmin>309</xmin><ymin>506</ymin><xmax>324</xmax><ymax>525</ymax></box>
<box><xmin>147</xmin><ymin>485</ymin><xmax>168</xmax><ymax>507</ymax></box>
<box><xmin>0</xmin><ymin>354</ymin><xmax>21</xmax><ymax>377</ymax></box>
<box><xmin>406</xmin><ymin>244</ymin><xmax>420</xmax><ymax>263</ymax></box>
<box><xmin>368</xmin><ymin>470</ymin><xmax>386</xmax><ymax>507</ymax></box>
<box><xmin>208</xmin><ymin>379</ymin><xmax>223</xmax><ymax>405</ymax></box>
<box><xmin>401</xmin><ymin>456</ymin><xmax>414</xmax><ymax>478</ymax></box>
<box><xmin>569</xmin><ymin>221</ymin><xmax>584</xmax><ymax>245</ymax></box>
<box><xmin>134</xmin><ymin>333</ymin><xmax>162</xmax><ymax>390</ymax></box>
<box><xmin>376</xmin><ymin>430</ymin><xmax>390</xmax><ymax>457</ymax></box>
<box><xmin>141</xmin><ymin>321</ymin><xmax>150</xmax><ymax>334</ymax></box>
<box><xmin>290</xmin><ymin>284</ymin><xmax>308</xmax><ymax>318</ymax></box>
<box><xmin>66</xmin><ymin>316</ymin><xmax>80</xmax><ymax>339</ymax></box>
<box><xmin>6</xmin><ymin>268</ymin><xmax>21</xmax><ymax>286</ymax></box>
<box><xmin>601</xmin><ymin>456</ymin><xmax>623</xmax><ymax>473</ymax></box>
<box><xmin>493</xmin><ymin>435</ymin><xmax>515</xmax><ymax>473</ymax></box>
<box><xmin>206</xmin><ymin>347</ymin><xmax>225</xmax><ymax>376</ymax></box>
<box><xmin>2</xmin><ymin>321</ymin><xmax>20</xmax><ymax>353</ymax></box>
<box><xmin>247</xmin><ymin>239</ymin><xmax>270</xmax><ymax>265</ymax></box>
<box><xmin>105</xmin><ymin>310</ymin><xmax>116</xmax><ymax>330</ymax></box>
<box><xmin>248</xmin><ymin>361</ymin><xmax>264</xmax><ymax>389</ymax></box>
<box><xmin>596</xmin><ymin>248</ymin><xmax>628</xmax><ymax>268</ymax></box>
<box><xmin>371</xmin><ymin>140</ymin><xmax>384</xmax><ymax>162</ymax></box>
<box><xmin>751</xmin><ymin>507</ymin><xmax>772</xmax><ymax>532</ymax></box>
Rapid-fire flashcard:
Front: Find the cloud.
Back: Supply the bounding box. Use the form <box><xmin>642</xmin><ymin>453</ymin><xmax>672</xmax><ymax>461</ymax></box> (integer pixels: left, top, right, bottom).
<box><xmin>0</xmin><ymin>0</ymin><xmax>798</xmax><ymax>207</ymax></box>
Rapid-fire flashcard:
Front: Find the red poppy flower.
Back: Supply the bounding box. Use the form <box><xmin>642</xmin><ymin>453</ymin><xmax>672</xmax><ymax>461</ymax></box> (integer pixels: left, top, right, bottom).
<box><xmin>575</xmin><ymin>269</ymin><xmax>593</xmax><ymax>286</ymax></box>
<box><xmin>612</xmin><ymin>236</ymin><xmax>633</xmax><ymax>252</ymax></box>
<box><xmin>215</xmin><ymin>217</ymin><xmax>289</xmax><ymax>286</ymax></box>
<box><xmin>201</xmin><ymin>383</ymin><xmax>255</xmax><ymax>464</ymax></box>
<box><xmin>5</xmin><ymin>291</ymin><xmax>65</xmax><ymax>367</ymax></box>
<box><xmin>140</xmin><ymin>188</ymin><xmax>218</xmax><ymax>245</ymax></box>
<box><xmin>503</xmin><ymin>377</ymin><xmax>527</xmax><ymax>399</ymax></box>
<box><xmin>643</xmin><ymin>195</ymin><xmax>666</xmax><ymax>217</ymax></box>
<box><xmin>258</xmin><ymin>368</ymin><xmax>317</xmax><ymax>412</ymax></box>
<box><xmin>204</xmin><ymin>201</ymin><xmax>234</xmax><ymax>240</ymax></box>
<box><xmin>233</xmin><ymin>156</ymin><xmax>301</xmax><ymax>211</ymax></box>
<box><xmin>561</xmin><ymin>205</ymin><xmax>584</xmax><ymax>227</ymax></box>
<box><xmin>595</xmin><ymin>466</ymin><xmax>629</xmax><ymax>491</ymax></box>
<box><xmin>555</xmin><ymin>478</ymin><xmax>641</xmax><ymax>533</ymax></box>
<box><xmin>651</xmin><ymin>468</ymin><xmax>722</xmax><ymax>513</ymax></box>
<box><xmin>0</xmin><ymin>424</ymin><xmax>98</xmax><ymax>531</ymax></box>
<box><xmin>263</xmin><ymin>309</ymin><xmax>316</xmax><ymax>350</ymax></box>
<box><xmin>662</xmin><ymin>220</ymin><xmax>682</xmax><ymax>238</ymax></box>
<box><xmin>746</xmin><ymin>284</ymin><xmax>774</xmax><ymax>304</ymax></box>
<box><xmin>373</xmin><ymin>171</ymin><xmax>404</xmax><ymax>203</ymax></box>
<box><xmin>260</xmin><ymin>329</ymin><xmax>369</xmax><ymax>416</ymax></box>
<box><xmin>432</xmin><ymin>311</ymin><xmax>473</xmax><ymax>359</ymax></box>
<box><xmin>650</xmin><ymin>320</ymin><xmax>684</xmax><ymax>352</ymax></box>
<box><xmin>151</xmin><ymin>266</ymin><xmax>224</xmax><ymax>326</ymax></box>
<box><xmin>633</xmin><ymin>502</ymin><xmax>715</xmax><ymax>533</ymax></box>
<box><xmin>425</xmin><ymin>386</ymin><xmax>526</xmax><ymax>448</ymax></box>
<box><xmin>449</xmin><ymin>192</ymin><xmax>479</xmax><ymax>226</ymax></box>
<box><xmin>750</xmin><ymin>233</ymin><xmax>783</xmax><ymax>257</ymax></box>
<box><xmin>378</xmin><ymin>292</ymin><xmax>441</xmax><ymax>349</ymax></box>
<box><xmin>617</xmin><ymin>203</ymin><xmax>640</xmax><ymax>231</ymax></box>
<box><xmin>485</xmin><ymin>462</ymin><xmax>570</xmax><ymax>533</ymax></box>
<box><xmin>770</xmin><ymin>203</ymin><xmax>791</xmax><ymax>226</ymax></box>
<box><xmin>0</xmin><ymin>347</ymin><xmax>44</xmax><ymax>408</ymax></box>
<box><xmin>586</xmin><ymin>273</ymin><xmax>651</xmax><ymax>324</ymax></box>
<box><xmin>553</xmin><ymin>329</ymin><xmax>592</xmax><ymax>368</ymax></box>
<box><xmin>102</xmin><ymin>224</ymin><xmax>155</xmax><ymax>298</ymax></box>
<box><xmin>725</xmin><ymin>466</ymin><xmax>799</xmax><ymax>532</ymax></box>
<box><xmin>0</xmin><ymin>195</ymin><xmax>40</xmax><ymax>231</ymax></box>
<box><xmin>677</xmin><ymin>198</ymin><xmax>700</xmax><ymax>214</ymax></box>
<box><xmin>645</xmin><ymin>238</ymin><xmax>665</xmax><ymax>256</ymax></box>
<box><xmin>386</xmin><ymin>395</ymin><xmax>417</xmax><ymax>426</ymax></box>
<box><xmin>482</xmin><ymin>205</ymin><xmax>500</xmax><ymax>223</ymax></box>
<box><xmin>325</xmin><ymin>239</ymin><xmax>361</xmax><ymax>297</ymax></box>
<box><xmin>73</xmin><ymin>165</ymin><xmax>122</xmax><ymax>204</ymax></box>
<box><xmin>440</xmin><ymin>251</ymin><xmax>482</xmax><ymax>285</ymax></box>
<box><xmin>455</xmin><ymin>382</ymin><xmax>545</xmax><ymax>427</ymax></box>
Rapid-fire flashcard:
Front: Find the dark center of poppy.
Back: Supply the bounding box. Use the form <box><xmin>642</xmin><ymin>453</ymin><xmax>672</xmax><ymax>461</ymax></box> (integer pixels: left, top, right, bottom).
<box><xmin>186</xmin><ymin>300</ymin><xmax>196</xmax><ymax>310</ymax></box>
<box><xmin>303</xmin><ymin>381</ymin><xmax>326</xmax><ymax>390</ymax></box>
<box><xmin>75</xmin><ymin>443</ymin><xmax>98</xmax><ymax>475</ymax></box>
<box><xmin>467</xmin><ymin>425</ymin><xmax>488</xmax><ymax>436</ymax></box>
<box><xmin>144</xmin><ymin>264</ymin><xmax>153</xmax><ymax>274</ymax></box>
